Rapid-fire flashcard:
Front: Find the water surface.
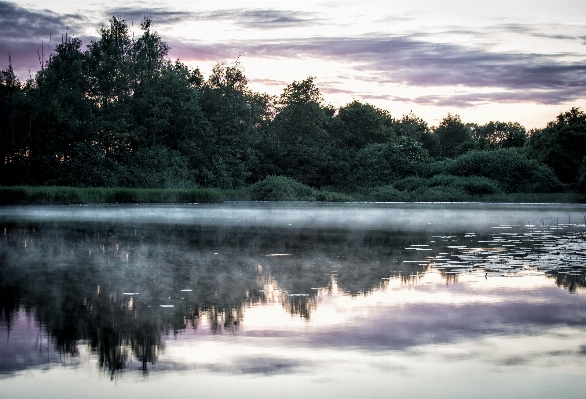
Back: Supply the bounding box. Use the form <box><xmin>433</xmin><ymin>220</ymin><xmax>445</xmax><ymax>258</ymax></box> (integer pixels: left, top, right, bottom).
<box><xmin>1</xmin><ymin>203</ymin><xmax>585</xmax><ymax>398</ymax></box>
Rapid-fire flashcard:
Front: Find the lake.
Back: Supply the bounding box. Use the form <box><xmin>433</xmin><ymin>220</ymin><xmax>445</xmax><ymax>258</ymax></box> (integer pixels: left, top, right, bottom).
<box><xmin>1</xmin><ymin>203</ymin><xmax>586</xmax><ymax>399</ymax></box>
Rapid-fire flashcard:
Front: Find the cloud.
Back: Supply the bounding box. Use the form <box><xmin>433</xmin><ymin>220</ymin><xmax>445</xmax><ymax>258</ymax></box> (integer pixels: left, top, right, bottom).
<box><xmin>297</xmin><ymin>287</ymin><xmax>586</xmax><ymax>352</ymax></box>
<box><xmin>104</xmin><ymin>7</ymin><xmax>194</xmax><ymax>26</ymax></box>
<box><xmin>169</xmin><ymin>34</ymin><xmax>586</xmax><ymax>105</ymax></box>
<box><xmin>410</xmin><ymin>88</ymin><xmax>586</xmax><ymax>108</ymax></box>
<box><xmin>497</xmin><ymin>23</ymin><xmax>580</xmax><ymax>41</ymax></box>
<box><xmin>168</xmin><ymin>40</ymin><xmax>234</xmax><ymax>62</ymax></box>
<box><xmin>106</xmin><ymin>7</ymin><xmax>321</xmax><ymax>30</ymax></box>
<box><xmin>248</xmin><ymin>78</ymin><xmax>290</xmax><ymax>87</ymax></box>
<box><xmin>0</xmin><ymin>2</ymin><xmax>84</xmax><ymax>38</ymax></box>
<box><xmin>3</xmin><ymin>3</ymin><xmax>585</xmax><ymax>107</ymax></box>
<box><xmin>198</xmin><ymin>9</ymin><xmax>322</xmax><ymax>29</ymax></box>
<box><xmin>271</xmin><ymin>36</ymin><xmax>585</xmax><ymax>92</ymax></box>
<box><xmin>0</xmin><ymin>2</ymin><xmax>86</xmax><ymax>78</ymax></box>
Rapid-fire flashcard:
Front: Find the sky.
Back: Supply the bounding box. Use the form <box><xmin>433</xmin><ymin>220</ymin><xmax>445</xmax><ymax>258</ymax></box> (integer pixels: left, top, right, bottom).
<box><xmin>1</xmin><ymin>0</ymin><xmax>585</xmax><ymax>129</ymax></box>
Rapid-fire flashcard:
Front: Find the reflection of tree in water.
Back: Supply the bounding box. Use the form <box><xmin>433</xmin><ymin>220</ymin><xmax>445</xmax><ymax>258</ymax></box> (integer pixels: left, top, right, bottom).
<box><xmin>9</xmin><ymin>218</ymin><xmax>584</xmax><ymax>375</ymax></box>
<box><xmin>0</xmin><ymin>221</ymin><xmax>432</xmax><ymax>375</ymax></box>
<box><xmin>548</xmin><ymin>272</ymin><xmax>586</xmax><ymax>293</ymax></box>
<box><xmin>207</xmin><ymin>304</ymin><xmax>244</xmax><ymax>334</ymax></box>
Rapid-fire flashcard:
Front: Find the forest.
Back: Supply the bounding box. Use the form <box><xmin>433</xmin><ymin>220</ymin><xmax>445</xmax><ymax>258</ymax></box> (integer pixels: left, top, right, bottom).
<box><xmin>1</xmin><ymin>17</ymin><xmax>586</xmax><ymax>202</ymax></box>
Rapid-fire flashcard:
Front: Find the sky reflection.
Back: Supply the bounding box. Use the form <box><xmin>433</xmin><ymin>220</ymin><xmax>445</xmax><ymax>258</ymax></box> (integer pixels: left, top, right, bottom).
<box><xmin>1</xmin><ymin>204</ymin><xmax>585</xmax><ymax>398</ymax></box>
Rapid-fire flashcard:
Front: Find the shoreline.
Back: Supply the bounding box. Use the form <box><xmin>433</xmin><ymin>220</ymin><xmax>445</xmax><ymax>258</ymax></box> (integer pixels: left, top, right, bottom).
<box><xmin>1</xmin><ymin>186</ymin><xmax>585</xmax><ymax>205</ymax></box>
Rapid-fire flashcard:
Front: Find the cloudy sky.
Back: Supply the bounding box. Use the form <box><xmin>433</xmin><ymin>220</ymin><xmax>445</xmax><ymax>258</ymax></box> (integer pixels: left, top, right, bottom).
<box><xmin>1</xmin><ymin>0</ymin><xmax>585</xmax><ymax>128</ymax></box>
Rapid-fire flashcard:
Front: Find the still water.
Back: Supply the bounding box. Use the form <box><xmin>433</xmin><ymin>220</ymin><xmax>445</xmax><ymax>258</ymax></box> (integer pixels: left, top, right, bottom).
<box><xmin>1</xmin><ymin>203</ymin><xmax>585</xmax><ymax>399</ymax></box>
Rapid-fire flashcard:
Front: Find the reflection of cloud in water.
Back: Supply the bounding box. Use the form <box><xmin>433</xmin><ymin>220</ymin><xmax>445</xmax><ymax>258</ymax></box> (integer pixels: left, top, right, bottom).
<box><xmin>1</xmin><ymin>203</ymin><xmax>586</xmax><ymax>384</ymax></box>
<box><xmin>144</xmin><ymin>355</ymin><xmax>310</xmax><ymax>376</ymax></box>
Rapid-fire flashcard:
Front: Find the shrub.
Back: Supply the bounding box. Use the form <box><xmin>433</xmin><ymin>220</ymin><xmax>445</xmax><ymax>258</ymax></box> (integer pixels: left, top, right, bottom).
<box><xmin>315</xmin><ymin>190</ymin><xmax>356</xmax><ymax>202</ymax></box>
<box><xmin>388</xmin><ymin>174</ymin><xmax>502</xmax><ymax>199</ymax></box>
<box><xmin>392</xmin><ymin>177</ymin><xmax>429</xmax><ymax>192</ymax></box>
<box><xmin>248</xmin><ymin>176</ymin><xmax>316</xmax><ymax>201</ymax></box>
<box><xmin>419</xmin><ymin>185</ymin><xmax>468</xmax><ymax>202</ymax></box>
<box><xmin>370</xmin><ymin>185</ymin><xmax>411</xmax><ymax>202</ymax></box>
<box><xmin>428</xmin><ymin>174</ymin><xmax>502</xmax><ymax>195</ymax></box>
<box><xmin>443</xmin><ymin>149</ymin><xmax>562</xmax><ymax>193</ymax></box>
<box><xmin>347</xmin><ymin>138</ymin><xmax>429</xmax><ymax>190</ymax></box>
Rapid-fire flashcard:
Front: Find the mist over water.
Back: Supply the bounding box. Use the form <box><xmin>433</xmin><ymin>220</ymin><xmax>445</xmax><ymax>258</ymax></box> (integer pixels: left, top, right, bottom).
<box><xmin>1</xmin><ymin>203</ymin><xmax>585</xmax><ymax>399</ymax></box>
<box><xmin>2</xmin><ymin>202</ymin><xmax>585</xmax><ymax>231</ymax></box>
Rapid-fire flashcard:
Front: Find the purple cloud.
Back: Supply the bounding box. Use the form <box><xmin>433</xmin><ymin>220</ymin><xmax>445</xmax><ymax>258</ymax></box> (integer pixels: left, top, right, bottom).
<box><xmin>0</xmin><ymin>2</ymin><xmax>86</xmax><ymax>78</ymax></box>
<box><xmin>167</xmin><ymin>34</ymin><xmax>586</xmax><ymax>105</ymax></box>
<box><xmin>105</xmin><ymin>7</ymin><xmax>321</xmax><ymax>29</ymax></box>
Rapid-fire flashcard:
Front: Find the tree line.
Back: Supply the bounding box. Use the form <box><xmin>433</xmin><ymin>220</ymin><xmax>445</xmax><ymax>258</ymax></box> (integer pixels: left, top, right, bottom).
<box><xmin>1</xmin><ymin>17</ymin><xmax>585</xmax><ymax>197</ymax></box>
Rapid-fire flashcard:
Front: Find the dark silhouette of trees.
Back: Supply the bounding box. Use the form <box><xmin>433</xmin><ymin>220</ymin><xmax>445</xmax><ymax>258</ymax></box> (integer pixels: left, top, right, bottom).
<box><xmin>526</xmin><ymin>107</ymin><xmax>586</xmax><ymax>185</ymax></box>
<box><xmin>269</xmin><ymin>77</ymin><xmax>336</xmax><ymax>187</ymax></box>
<box><xmin>0</xmin><ymin>18</ymin><xmax>583</xmax><ymax>193</ymax></box>
<box><xmin>434</xmin><ymin>113</ymin><xmax>472</xmax><ymax>158</ymax></box>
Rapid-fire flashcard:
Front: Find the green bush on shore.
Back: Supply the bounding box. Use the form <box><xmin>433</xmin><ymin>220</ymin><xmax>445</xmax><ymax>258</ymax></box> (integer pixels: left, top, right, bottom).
<box><xmin>247</xmin><ymin>176</ymin><xmax>359</xmax><ymax>202</ymax></box>
<box><xmin>370</xmin><ymin>186</ymin><xmax>411</xmax><ymax>202</ymax></box>
<box><xmin>247</xmin><ymin>176</ymin><xmax>317</xmax><ymax>201</ymax></box>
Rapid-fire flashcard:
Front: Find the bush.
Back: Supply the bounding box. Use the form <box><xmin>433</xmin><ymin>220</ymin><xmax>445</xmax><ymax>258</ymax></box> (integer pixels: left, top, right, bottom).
<box><xmin>392</xmin><ymin>177</ymin><xmax>429</xmax><ymax>192</ymax></box>
<box><xmin>443</xmin><ymin>149</ymin><xmax>563</xmax><ymax>193</ymax></box>
<box><xmin>428</xmin><ymin>174</ymin><xmax>502</xmax><ymax>195</ymax></box>
<box><xmin>419</xmin><ymin>185</ymin><xmax>468</xmax><ymax>202</ymax></box>
<box><xmin>315</xmin><ymin>190</ymin><xmax>356</xmax><ymax>202</ymax></box>
<box><xmin>122</xmin><ymin>146</ymin><xmax>195</xmax><ymax>189</ymax></box>
<box><xmin>392</xmin><ymin>175</ymin><xmax>501</xmax><ymax>195</ymax></box>
<box><xmin>346</xmin><ymin>138</ymin><xmax>429</xmax><ymax>190</ymax></box>
<box><xmin>370</xmin><ymin>185</ymin><xmax>411</xmax><ymax>202</ymax></box>
<box><xmin>248</xmin><ymin>176</ymin><xmax>316</xmax><ymax>201</ymax></box>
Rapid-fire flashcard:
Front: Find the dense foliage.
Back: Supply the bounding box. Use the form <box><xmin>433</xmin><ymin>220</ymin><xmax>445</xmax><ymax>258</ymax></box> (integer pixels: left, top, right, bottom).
<box><xmin>1</xmin><ymin>18</ymin><xmax>584</xmax><ymax>199</ymax></box>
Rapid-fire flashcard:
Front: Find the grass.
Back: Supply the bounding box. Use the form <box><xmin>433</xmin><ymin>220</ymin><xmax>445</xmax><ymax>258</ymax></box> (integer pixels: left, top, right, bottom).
<box><xmin>0</xmin><ymin>186</ymin><xmax>224</xmax><ymax>205</ymax></box>
<box><xmin>473</xmin><ymin>192</ymin><xmax>586</xmax><ymax>203</ymax></box>
<box><xmin>1</xmin><ymin>186</ymin><xmax>584</xmax><ymax>205</ymax></box>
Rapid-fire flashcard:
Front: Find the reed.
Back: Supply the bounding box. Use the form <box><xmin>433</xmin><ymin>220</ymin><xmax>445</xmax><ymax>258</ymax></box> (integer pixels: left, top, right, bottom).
<box><xmin>1</xmin><ymin>186</ymin><xmax>584</xmax><ymax>204</ymax></box>
<box><xmin>0</xmin><ymin>186</ymin><xmax>224</xmax><ymax>204</ymax></box>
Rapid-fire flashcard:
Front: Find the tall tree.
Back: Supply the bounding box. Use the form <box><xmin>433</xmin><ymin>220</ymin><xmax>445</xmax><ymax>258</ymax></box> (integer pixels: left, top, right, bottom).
<box><xmin>434</xmin><ymin>113</ymin><xmax>472</xmax><ymax>158</ymax></box>
<box><xmin>85</xmin><ymin>16</ymin><xmax>134</xmax><ymax>154</ymax></box>
<box><xmin>270</xmin><ymin>76</ymin><xmax>335</xmax><ymax>187</ymax></box>
<box><xmin>0</xmin><ymin>59</ymin><xmax>33</xmax><ymax>184</ymax></box>
<box><xmin>335</xmin><ymin>100</ymin><xmax>395</xmax><ymax>149</ymax></box>
<box><xmin>526</xmin><ymin>107</ymin><xmax>586</xmax><ymax>184</ymax></box>
<box><xmin>198</xmin><ymin>59</ymin><xmax>263</xmax><ymax>188</ymax></box>
<box><xmin>472</xmin><ymin>121</ymin><xmax>526</xmax><ymax>149</ymax></box>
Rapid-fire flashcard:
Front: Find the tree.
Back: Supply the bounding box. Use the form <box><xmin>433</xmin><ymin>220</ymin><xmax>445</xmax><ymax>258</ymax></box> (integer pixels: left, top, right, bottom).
<box><xmin>347</xmin><ymin>137</ymin><xmax>429</xmax><ymax>191</ymax></box>
<box><xmin>33</xmin><ymin>37</ymin><xmax>93</xmax><ymax>149</ymax></box>
<box><xmin>270</xmin><ymin>77</ymin><xmax>336</xmax><ymax>187</ymax></box>
<box><xmin>526</xmin><ymin>107</ymin><xmax>586</xmax><ymax>184</ymax></box>
<box><xmin>17</xmin><ymin>35</ymin><xmax>98</xmax><ymax>185</ymax></box>
<box><xmin>472</xmin><ymin>121</ymin><xmax>526</xmax><ymax>149</ymax></box>
<box><xmin>434</xmin><ymin>113</ymin><xmax>472</xmax><ymax>158</ymax></box>
<box><xmin>0</xmin><ymin>59</ymin><xmax>33</xmax><ymax>185</ymax></box>
<box><xmin>85</xmin><ymin>17</ymin><xmax>135</xmax><ymax>155</ymax></box>
<box><xmin>198</xmin><ymin>59</ymin><xmax>264</xmax><ymax>188</ymax></box>
<box><xmin>335</xmin><ymin>100</ymin><xmax>395</xmax><ymax>149</ymax></box>
<box><xmin>392</xmin><ymin>111</ymin><xmax>429</xmax><ymax>140</ymax></box>
<box><xmin>444</xmin><ymin>149</ymin><xmax>561</xmax><ymax>193</ymax></box>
